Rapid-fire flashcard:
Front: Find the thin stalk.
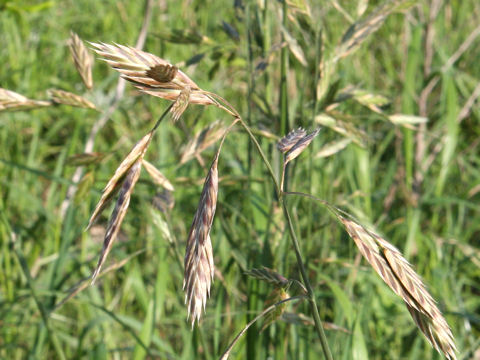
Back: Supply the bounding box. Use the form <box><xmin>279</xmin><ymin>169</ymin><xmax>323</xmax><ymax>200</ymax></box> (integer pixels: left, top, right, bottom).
<box><xmin>236</xmin><ymin>117</ymin><xmax>333</xmax><ymax>359</ymax></box>
<box><xmin>280</xmin><ymin>197</ymin><xmax>332</xmax><ymax>360</ymax></box>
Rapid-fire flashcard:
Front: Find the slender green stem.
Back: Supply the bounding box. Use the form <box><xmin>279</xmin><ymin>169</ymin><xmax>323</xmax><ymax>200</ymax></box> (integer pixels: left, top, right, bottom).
<box><xmin>236</xmin><ymin>117</ymin><xmax>333</xmax><ymax>359</ymax></box>
<box><xmin>280</xmin><ymin>197</ymin><xmax>333</xmax><ymax>360</ymax></box>
<box><xmin>237</xmin><ymin>118</ymin><xmax>280</xmax><ymax>194</ymax></box>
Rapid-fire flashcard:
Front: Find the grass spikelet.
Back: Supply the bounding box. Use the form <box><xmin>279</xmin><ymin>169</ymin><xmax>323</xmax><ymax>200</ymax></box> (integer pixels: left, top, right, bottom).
<box><xmin>335</xmin><ymin>0</ymin><xmax>414</xmax><ymax>61</ymax></box>
<box><xmin>69</xmin><ymin>31</ymin><xmax>93</xmax><ymax>89</ymax></box>
<box><xmin>285</xmin><ymin>128</ymin><xmax>320</xmax><ymax>163</ymax></box>
<box><xmin>48</xmin><ymin>89</ymin><xmax>96</xmax><ymax>110</ymax></box>
<box><xmin>245</xmin><ymin>267</ymin><xmax>289</xmax><ymax>288</ymax></box>
<box><xmin>180</xmin><ymin>120</ymin><xmax>227</xmax><ymax>164</ymax></box>
<box><xmin>277</xmin><ymin>127</ymin><xmax>306</xmax><ymax>153</ymax></box>
<box><xmin>339</xmin><ymin>216</ymin><xmax>457</xmax><ymax>359</ymax></box>
<box><xmin>89</xmin><ymin>42</ymin><xmax>216</xmax><ymax>106</ymax></box>
<box><xmin>87</xmin><ymin>132</ymin><xmax>153</xmax><ymax>229</ymax></box>
<box><xmin>91</xmin><ymin>160</ymin><xmax>143</xmax><ymax>284</ymax></box>
<box><xmin>183</xmin><ymin>154</ymin><xmax>219</xmax><ymax>326</ymax></box>
<box><xmin>141</xmin><ymin>159</ymin><xmax>174</xmax><ymax>191</ymax></box>
<box><xmin>170</xmin><ymin>85</ymin><xmax>191</xmax><ymax>122</ymax></box>
<box><xmin>0</xmin><ymin>88</ymin><xmax>50</xmax><ymax>112</ymax></box>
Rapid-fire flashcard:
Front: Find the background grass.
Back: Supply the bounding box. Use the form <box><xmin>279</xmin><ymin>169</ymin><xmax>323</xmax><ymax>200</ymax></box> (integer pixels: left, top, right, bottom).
<box><xmin>1</xmin><ymin>0</ymin><xmax>479</xmax><ymax>359</ymax></box>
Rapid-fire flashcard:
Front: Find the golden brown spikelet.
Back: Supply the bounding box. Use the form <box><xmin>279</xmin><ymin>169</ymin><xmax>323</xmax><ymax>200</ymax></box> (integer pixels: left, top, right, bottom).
<box><xmin>91</xmin><ymin>160</ymin><xmax>143</xmax><ymax>283</ymax></box>
<box><xmin>87</xmin><ymin>132</ymin><xmax>153</xmax><ymax>229</ymax></box>
<box><xmin>170</xmin><ymin>85</ymin><xmax>191</xmax><ymax>122</ymax></box>
<box><xmin>339</xmin><ymin>216</ymin><xmax>457</xmax><ymax>360</ymax></box>
<box><xmin>69</xmin><ymin>31</ymin><xmax>93</xmax><ymax>89</ymax></box>
<box><xmin>48</xmin><ymin>89</ymin><xmax>97</xmax><ymax>110</ymax></box>
<box><xmin>89</xmin><ymin>42</ymin><xmax>215</xmax><ymax>105</ymax></box>
<box><xmin>141</xmin><ymin>159</ymin><xmax>174</xmax><ymax>191</ymax></box>
<box><xmin>183</xmin><ymin>154</ymin><xmax>219</xmax><ymax>326</ymax></box>
<box><xmin>0</xmin><ymin>88</ymin><xmax>50</xmax><ymax>112</ymax></box>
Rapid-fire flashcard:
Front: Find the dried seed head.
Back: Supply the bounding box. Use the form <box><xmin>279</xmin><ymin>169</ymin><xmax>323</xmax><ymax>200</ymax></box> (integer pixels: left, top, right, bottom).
<box><xmin>277</xmin><ymin>128</ymin><xmax>306</xmax><ymax>153</ymax></box>
<box><xmin>183</xmin><ymin>155</ymin><xmax>219</xmax><ymax>326</ymax></box>
<box><xmin>339</xmin><ymin>216</ymin><xmax>457</xmax><ymax>360</ymax></box>
<box><xmin>87</xmin><ymin>132</ymin><xmax>153</xmax><ymax>229</ymax></box>
<box><xmin>91</xmin><ymin>160</ymin><xmax>142</xmax><ymax>283</ymax></box>
<box><xmin>285</xmin><ymin>128</ymin><xmax>320</xmax><ymax>163</ymax></box>
<box><xmin>0</xmin><ymin>88</ymin><xmax>50</xmax><ymax>112</ymax></box>
<box><xmin>48</xmin><ymin>89</ymin><xmax>96</xmax><ymax>110</ymax></box>
<box><xmin>69</xmin><ymin>32</ymin><xmax>93</xmax><ymax>89</ymax></box>
<box><xmin>146</xmin><ymin>64</ymin><xmax>178</xmax><ymax>83</ymax></box>
<box><xmin>170</xmin><ymin>85</ymin><xmax>191</xmax><ymax>122</ymax></box>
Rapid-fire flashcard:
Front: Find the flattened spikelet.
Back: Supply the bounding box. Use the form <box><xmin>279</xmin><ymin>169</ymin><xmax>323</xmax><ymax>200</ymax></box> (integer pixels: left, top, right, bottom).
<box><xmin>285</xmin><ymin>129</ymin><xmax>320</xmax><ymax>163</ymax></box>
<box><xmin>183</xmin><ymin>155</ymin><xmax>218</xmax><ymax>326</ymax></box>
<box><xmin>0</xmin><ymin>88</ymin><xmax>50</xmax><ymax>112</ymax></box>
<box><xmin>91</xmin><ymin>160</ymin><xmax>142</xmax><ymax>283</ymax></box>
<box><xmin>48</xmin><ymin>89</ymin><xmax>96</xmax><ymax>110</ymax></box>
<box><xmin>339</xmin><ymin>216</ymin><xmax>457</xmax><ymax>359</ymax></box>
<box><xmin>69</xmin><ymin>32</ymin><xmax>93</xmax><ymax>89</ymax></box>
<box><xmin>87</xmin><ymin>132</ymin><xmax>153</xmax><ymax>229</ymax></box>
<box><xmin>171</xmin><ymin>86</ymin><xmax>191</xmax><ymax>122</ymax></box>
<box><xmin>277</xmin><ymin>128</ymin><xmax>306</xmax><ymax>153</ymax></box>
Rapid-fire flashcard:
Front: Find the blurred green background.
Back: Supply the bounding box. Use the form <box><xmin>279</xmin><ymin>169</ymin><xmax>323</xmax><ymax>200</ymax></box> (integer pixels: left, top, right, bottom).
<box><xmin>1</xmin><ymin>0</ymin><xmax>479</xmax><ymax>359</ymax></box>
